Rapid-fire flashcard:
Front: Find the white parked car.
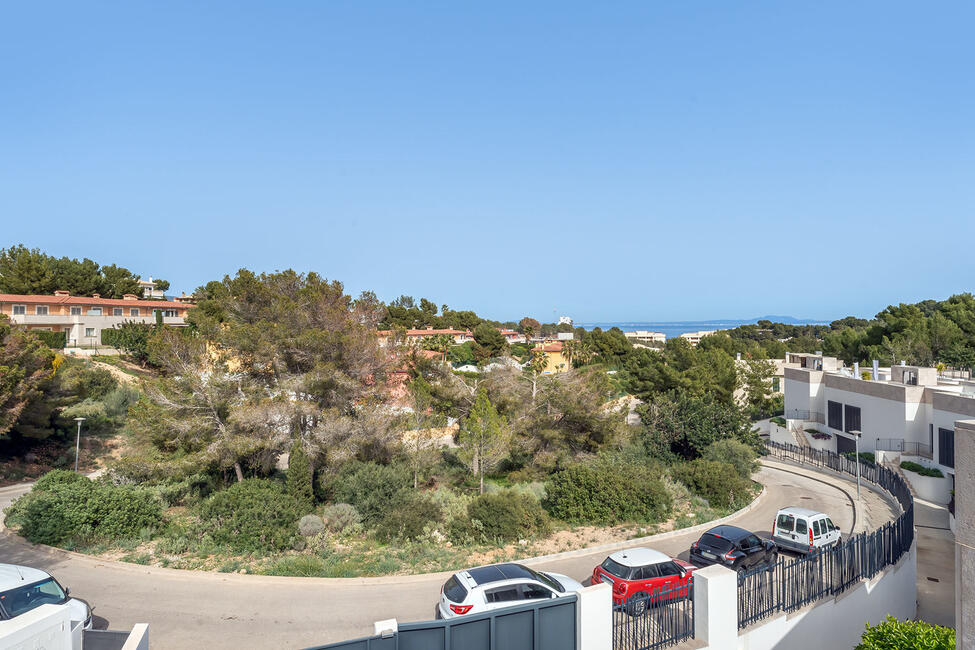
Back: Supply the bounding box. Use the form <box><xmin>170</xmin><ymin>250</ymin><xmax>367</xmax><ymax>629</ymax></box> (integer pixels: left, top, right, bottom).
<box><xmin>0</xmin><ymin>564</ymin><xmax>92</xmax><ymax>630</ymax></box>
<box><xmin>438</xmin><ymin>563</ymin><xmax>584</xmax><ymax>619</ymax></box>
<box><xmin>771</xmin><ymin>507</ymin><xmax>841</xmax><ymax>554</ymax></box>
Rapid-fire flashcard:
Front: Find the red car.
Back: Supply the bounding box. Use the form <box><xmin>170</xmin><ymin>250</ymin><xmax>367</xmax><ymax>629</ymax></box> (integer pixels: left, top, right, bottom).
<box><xmin>592</xmin><ymin>548</ymin><xmax>696</xmax><ymax>614</ymax></box>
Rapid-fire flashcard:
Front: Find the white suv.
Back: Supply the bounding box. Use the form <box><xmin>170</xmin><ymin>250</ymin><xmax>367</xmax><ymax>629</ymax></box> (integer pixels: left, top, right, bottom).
<box><xmin>438</xmin><ymin>563</ymin><xmax>584</xmax><ymax>619</ymax></box>
<box><xmin>0</xmin><ymin>564</ymin><xmax>92</xmax><ymax>630</ymax></box>
<box><xmin>771</xmin><ymin>507</ymin><xmax>841</xmax><ymax>554</ymax></box>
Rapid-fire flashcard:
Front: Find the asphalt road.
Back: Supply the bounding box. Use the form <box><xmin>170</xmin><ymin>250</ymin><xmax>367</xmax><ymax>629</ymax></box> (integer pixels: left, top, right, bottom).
<box><xmin>0</xmin><ymin>461</ymin><xmax>898</xmax><ymax>649</ymax></box>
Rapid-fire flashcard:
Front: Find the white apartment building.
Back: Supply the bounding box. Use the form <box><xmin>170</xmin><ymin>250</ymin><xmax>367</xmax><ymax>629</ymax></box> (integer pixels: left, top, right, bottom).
<box><xmin>679</xmin><ymin>330</ymin><xmax>718</xmax><ymax>346</ymax></box>
<box><xmin>624</xmin><ymin>330</ymin><xmax>666</xmax><ymax>345</ymax></box>
<box><xmin>782</xmin><ymin>352</ymin><xmax>974</xmax><ymax>484</ymax></box>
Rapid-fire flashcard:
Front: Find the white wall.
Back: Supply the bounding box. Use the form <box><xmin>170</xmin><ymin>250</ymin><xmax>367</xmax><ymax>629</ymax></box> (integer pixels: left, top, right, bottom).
<box><xmin>736</xmin><ymin>543</ymin><xmax>917</xmax><ymax>650</ymax></box>
<box><xmin>901</xmin><ymin>467</ymin><xmax>952</xmax><ymax>504</ymax></box>
<box><xmin>822</xmin><ymin>386</ymin><xmax>914</xmax><ymax>452</ymax></box>
<box><xmin>0</xmin><ymin>604</ymin><xmax>74</xmax><ymax>650</ymax></box>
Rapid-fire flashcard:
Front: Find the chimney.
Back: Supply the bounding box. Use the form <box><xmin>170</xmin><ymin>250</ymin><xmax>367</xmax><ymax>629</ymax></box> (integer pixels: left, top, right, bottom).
<box><xmin>872</xmin><ymin>359</ymin><xmax>879</xmax><ymax>380</ymax></box>
<box><xmin>122</xmin><ymin>294</ymin><xmax>138</xmax><ymax>301</ymax></box>
<box><xmin>736</xmin><ymin>353</ymin><xmax>741</xmax><ymax>361</ymax></box>
<box><xmin>900</xmin><ymin>360</ymin><xmax>906</xmax><ymax>366</ymax></box>
<box><xmin>854</xmin><ymin>362</ymin><xmax>860</xmax><ymax>378</ymax></box>
<box><xmin>92</xmin><ymin>293</ymin><xmax>101</xmax><ymax>299</ymax></box>
<box><xmin>53</xmin><ymin>290</ymin><xmax>69</xmax><ymax>297</ymax></box>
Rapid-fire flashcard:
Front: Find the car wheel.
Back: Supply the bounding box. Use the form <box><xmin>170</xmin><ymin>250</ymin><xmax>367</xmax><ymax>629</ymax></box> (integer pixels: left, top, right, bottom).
<box><xmin>627</xmin><ymin>592</ymin><xmax>648</xmax><ymax>617</ymax></box>
<box><xmin>435</xmin><ymin>605</ymin><xmax>442</xmax><ymax>620</ymax></box>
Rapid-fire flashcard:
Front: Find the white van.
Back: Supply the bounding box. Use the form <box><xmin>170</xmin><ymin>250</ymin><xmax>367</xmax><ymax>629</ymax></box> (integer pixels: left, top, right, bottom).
<box><xmin>0</xmin><ymin>564</ymin><xmax>91</xmax><ymax>630</ymax></box>
<box><xmin>771</xmin><ymin>507</ymin><xmax>841</xmax><ymax>554</ymax></box>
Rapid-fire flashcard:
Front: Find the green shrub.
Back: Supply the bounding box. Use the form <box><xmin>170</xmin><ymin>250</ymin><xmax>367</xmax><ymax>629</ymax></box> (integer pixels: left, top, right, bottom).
<box><xmin>8</xmin><ymin>474</ymin><xmax>161</xmax><ymax>546</ymax></box>
<box><xmin>672</xmin><ymin>459</ymin><xmax>754</xmax><ymax>509</ymax></box>
<box><xmin>298</xmin><ymin>515</ymin><xmax>325</xmax><ymax>537</ymax></box>
<box><xmin>196</xmin><ymin>479</ymin><xmax>300</xmax><ymax>553</ymax></box>
<box><xmin>843</xmin><ymin>451</ymin><xmax>876</xmax><ymax>467</ymax></box>
<box><xmin>287</xmin><ymin>440</ymin><xmax>314</xmax><ymax>510</ymax></box>
<box><xmin>33</xmin><ymin>469</ymin><xmax>89</xmax><ymax>492</ymax></box>
<box><xmin>855</xmin><ymin>615</ymin><xmax>954</xmax><ymax>649</ymax></box>
<box><xmin>321</xmin><ymin>503</ymin><xmax>362</xmax><ymax>535</ymax></box>
<box><xmin>467</xmin><ymin>491</ymin><xmax>549</xmax><ymax>542</ymax></box>
<box><xmin>900</xmin><ymin>461</ymin><xmax>945</xmax><ymax>478</ymax></box>
<box><xmin>375</xmin><ymin>493</ymin><xmax>443</xmax><ymax>540</ymax></box>
<box><xmin>544</xmin><ymin>460</ymin><xmax>672</xmax><ymax>525</ymax></box>
<box><xmin>328</xmin><ymin>462</ymin><xmax>411</xmax><ymax>524</ymax></box>
<box><xmin>35</xmin><ymin>330</ymin><xmax>66</xmax><ymax>349</ymax></box>
<box><xmin>770</xmin><ymin>416</ymin><xmax>786</xmax><ymax>427</ymax></box>
<box><xmin>702</xmin><ymin>439</ymin><xmax>759</xmax><ymax>479</ymax></box>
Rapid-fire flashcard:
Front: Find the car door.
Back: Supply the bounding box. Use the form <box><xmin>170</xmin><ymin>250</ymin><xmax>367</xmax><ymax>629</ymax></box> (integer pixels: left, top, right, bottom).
<box><xmin>823</xmin><ymin>517</ymin><xmax>840</xmax><ymax>545</ymax></box>
<box><xmin>776</xmin><ymin>513</ymin><xmax>796</xmax><ymax>550</ymax></box>
<box><xmin>742</xmin><ymin>535</ymin><xmax>762</xmax><ymax>568</ymax></box>
<box><xmin>811</xmin><ymin>518</ymin><xmax>824</xmax><ymax>549</ymax></box>
<box><xmin>483</xmin><ymin>584</ymin><xmax>522</xmax><ymax>611</ymax></box>
<box><xmin>794</xmin><ymin>518</ymin><xmax>809</xmax><ymax>551</ymax></box>
<box><xmin>656</xmin><ymin>561</ymin><xmax>683</xmax><ymax>593</ymax></box>
<box><xmin>520</xmin><ymin>582</ymin><xmax>556</xmax><ymax>601</ymax></box>
<box><xmin>638</xmin><ymin>563</ymin><xmax>662</xmax><ymax>596</ymax></box>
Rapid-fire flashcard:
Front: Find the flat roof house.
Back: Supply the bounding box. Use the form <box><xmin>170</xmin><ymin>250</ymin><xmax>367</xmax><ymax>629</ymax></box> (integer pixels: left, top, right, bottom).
<box><xmin>783</xmin><ymin>353</ymin><xmax>975</xmax><ymax>489</ymax></box>
<box><xmin>0</xmin><ymin>291</ymin><xmax>192</xmax><ymax>348</ymax></box>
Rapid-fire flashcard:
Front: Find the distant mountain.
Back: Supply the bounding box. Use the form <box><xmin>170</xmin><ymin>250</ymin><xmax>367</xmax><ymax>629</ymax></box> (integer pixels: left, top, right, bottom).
<box><xmin>750</xmin><ymin>315</ymin><xmax>832</xmax><ymax>325</ymax></box>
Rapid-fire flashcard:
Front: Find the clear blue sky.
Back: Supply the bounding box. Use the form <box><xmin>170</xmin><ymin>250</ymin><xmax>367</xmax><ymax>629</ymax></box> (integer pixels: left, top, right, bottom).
<box><xmin>2</xmin><ymin>2</ymin><xmax>972</xmax><ymax>323</ymax></box>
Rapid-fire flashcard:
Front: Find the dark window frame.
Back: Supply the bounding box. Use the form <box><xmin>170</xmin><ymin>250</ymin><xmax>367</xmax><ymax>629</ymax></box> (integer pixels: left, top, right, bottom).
<box><xmin>828</xmin><ymin>401</ymin><xmax>843</xmax><ymax>430</ymax></box>
<box><xmin>844</xmin><ymin>405</ymin><xmax>861</xmax><ymax>433</ymax></box>
<box><xmin>939</xmin><ymin>428</ymin><xmax>955</xmax><ymax>468</ymax></box>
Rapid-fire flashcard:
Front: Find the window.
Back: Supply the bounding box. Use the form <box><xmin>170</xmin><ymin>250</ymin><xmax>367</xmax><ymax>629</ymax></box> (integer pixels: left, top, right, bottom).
<box><xmin>485</xmin><ymin>586</ymin><xmax>521</xmax><ymax>603</ymax></box>
<box><xmin>70</xmin><ymin>307</ymin><xmax>82</xmax><ymax>315</ymax></box>
<box><xmin>828</xmin><ymin>401</ymin><xmax>843</xmax><ymax>430</ymax></box>
<box><xmin>85</xmin><ymin>328</ymin><xmax>96</xmax><ymax>338</ymax></box>
<box><xmin>12</xmin><ymin>305</ymin><xmax>26</xmax><ymax>315</ymax></box>
<box><xmin>776</xmin><ymin>514</ymin><xmax>795</xmax><ymax>533</ymax></box>
<box><xmin>443</xmin><ymin>576</ymin><xmax>467</xmax><ymax>603</ymax></box>
<box><xmin>824</xmin><ymin>518</ymin><xmax>836</xmax><ymax>532</ymax></box>
<box><xmin>929</xmin><ymin>424</ymin><xmax>934</xmax><ymax>452</ymax></box>
<box><xmin>743</xmin><ymin>535</ymin><xmax>761</xmax><ymax>549</ymax></box>
<box><xmin>163</xmin><ymin>310</ymin><xmax>178</xmax><ymax>318</ymax></box>
<box><xmin>0</xmin><ymin>578</ymin><xmax>67</xmax><ymax>618</ymax></box>
<box><xmin>113</xmin><ymin>308</ymin><xmax>123</xmax><ymax>316</ymax></box>
<box><xmin>844</xmin><ymin>405</ymin><xmax>861</xmax><ymax>433</ymax></box>
<box><xmin>657</xmin><ymin>562</ymin><xmax>682</xmax><ymax>577</ymax></box>
<box><xmin>939</xmin><ymin>428</ymin><xmax>955</xmax><ymax>468</ymax></box>
<box><xmin>130</xmin><ymin>308</ymin><xmax>140</xmax><ymax>317</ymax></box>
<box><xmin>772</xmin><ymin>377</ymin><xmax>780</xmax><ymax>392</ymax></box>
<box><xmin>813</xmin><ymin>520</ymin><xmax>822</xmax><ymax>537</ymax></box>
<box><xmin>35</xmin><ymin>305</ymin><xmax>48</xmax><ymax>315</ymax></box>
<box><xmin>639</xmin><ymin>564</ymin><xmax>661</xmax><ymax>580</ymax></box>
<box><xmin>795</xmin><ymin>519</ymin><xmax>808</xmax><ymax>535</ymax></box>
<box><xmin>600</xmin><ymin>558</ymin><xmax>635</xmax><ymax>580</ymax></box>
<box><xmin>88</xmin><ymin>307</ymin><xmax>102</xmax><ymax>315</ymax></box>
<box><xmin>521</xmin><ymin>584</ymin><xmax>553</xmax><ymax>600</ymax></box>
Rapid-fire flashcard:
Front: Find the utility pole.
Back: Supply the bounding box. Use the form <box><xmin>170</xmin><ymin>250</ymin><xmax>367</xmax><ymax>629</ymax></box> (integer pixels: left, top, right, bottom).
<box><xmin>73</xmin><ymin>417</ymin><xmax>86</xmax><ymax>472</ymax></box>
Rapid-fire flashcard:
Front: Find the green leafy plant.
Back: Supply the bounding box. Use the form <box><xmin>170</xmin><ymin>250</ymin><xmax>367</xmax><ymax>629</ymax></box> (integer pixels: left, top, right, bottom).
<box><xmin>543</xmin><ymin>459</ymin><xmax>671</xmax><ymax>525</ymax></box>
<box><xmin>375</xmin><ymin>493</ymin><xmax>443</xmax><ymax>541</ymax></box>
<box><xmin>701</xmin><ymin>439</ymin><xmax>759</xmax><ymax>479</ymax></box>
<box><xmin>855</xmin><ymin>616</ymin><xmax>954</xmax><ymax>649</ymax></box>
<box><xmin>900</xmin><ymin>461</ymin><xmax>944</xmax><ymax>478</ymax></box>
<box><xmin>672</xmin><ymin>459</ymin><xmax>754</xmax><ymax>509</ymax></box>
<box><xmin>286</xmin><ymin>440</ymin><xmax>314</xmax><ymax>510</ymax></box>
<box><xmin>327</xmin><ymin>462</ymin><xmax>411</xmax><ymax>525</ymax></box>
<box><xmin>196</xmin><ymin>479</ymin><xmax>300</xmax><ymax>553</ymax></box>
<box><xmin>321</xmin><ymin>503</ymin><xmax>362</xmax><ymax>535</ymax></box>
<box><xmin>466</xmin><ymin>491</ymin><xmax>549</xmax><ymax>542</ymax></box>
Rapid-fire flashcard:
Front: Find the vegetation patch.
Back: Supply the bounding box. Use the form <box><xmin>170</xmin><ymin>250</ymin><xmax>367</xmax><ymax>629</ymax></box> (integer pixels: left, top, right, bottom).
<box><xmin>900</xmin><ymin>461</ymin><xmax>944</xmax><ymax>478</ymax></box>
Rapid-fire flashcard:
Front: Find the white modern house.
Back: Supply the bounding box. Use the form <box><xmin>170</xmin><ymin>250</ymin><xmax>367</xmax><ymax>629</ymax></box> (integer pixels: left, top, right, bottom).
<box><xmin>781</xmin><ymin>352</ymin><xmax>974</xmax><ymax>498</ymax></box>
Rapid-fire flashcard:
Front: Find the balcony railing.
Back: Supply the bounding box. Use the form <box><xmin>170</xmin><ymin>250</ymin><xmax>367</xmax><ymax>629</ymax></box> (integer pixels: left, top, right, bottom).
<box><xmin>786</xmin><ymin>409</ymin><xmax>825</xmax><ymax>424</ymax></box>
<box><xmin>875</xmin><ymin>438</ymin><xmax>933</xmax><ymax>459</ymax></box>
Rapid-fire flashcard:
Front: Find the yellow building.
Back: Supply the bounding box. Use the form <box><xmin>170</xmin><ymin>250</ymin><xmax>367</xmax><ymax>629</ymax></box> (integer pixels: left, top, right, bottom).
<box><xmin>537</xmin><ymin>341</ymin><xmax>569</xmax><ymax>374</ymax></box>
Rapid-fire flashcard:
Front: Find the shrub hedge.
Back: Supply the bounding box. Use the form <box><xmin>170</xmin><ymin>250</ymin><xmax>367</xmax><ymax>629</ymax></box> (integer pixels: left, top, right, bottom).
<box><xmin>196</xmin><ymin>479</ymin><xmax>300</xmax><ymax>553</ymax></box>
<box><xmin>855</xmin><ymin>615</ymin><xmax>954</xmax><ymax>649</ymax></box>
<box><xmin>375</xmin><ymin>493</ymin><xmax>443</xmax><ymax>541</ymax></box>
<box><xmin>701</xmin><ymin>439</ymin><xmax>759</xmax><ymax>479</ymax></box>
<box><xmin>672</xmin><ymin>459</ymin><xmax>754</xmax><ymax>509</ymax></box>
<box><xmin>34</xmin><ymin>330</ymin><xmax>66</xmax><ymax>349</ymax></box>
<box><xmin>467</xmin><ymin>491</ymin><xmax>549</xmax><ymax>542</ymax></box>
<box><xmin>543</xmin><ymin>460</ymin><xmax>671</xmax><ymax>525</ymax></box>
<box><xmin>900</xmin><ymin>461</ymin><xmax>945</xmax><ymax>478</ymax></box>
<box><xmin>327</xmin><ymin>462</ymin><xmax>411</xmax><ymax>525</ymax></box>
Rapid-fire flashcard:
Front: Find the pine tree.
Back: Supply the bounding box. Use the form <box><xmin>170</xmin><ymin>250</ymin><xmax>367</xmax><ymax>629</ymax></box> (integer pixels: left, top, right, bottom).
<box><xmin>287</xmin><ymin>439</ymin><xmax>314</xmax><ymax>511</ymax></box>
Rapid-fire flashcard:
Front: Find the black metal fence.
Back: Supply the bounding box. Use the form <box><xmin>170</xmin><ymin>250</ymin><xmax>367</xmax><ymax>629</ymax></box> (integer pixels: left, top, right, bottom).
<box><xmin>738</xmin><ymin>441</ymin><xmax>915</xmax><ymax>629</ymax></box>
<box><xmin>612</xmin><ymin>582</ymin><xmax>694</xmax><ymax>650</ymax></box>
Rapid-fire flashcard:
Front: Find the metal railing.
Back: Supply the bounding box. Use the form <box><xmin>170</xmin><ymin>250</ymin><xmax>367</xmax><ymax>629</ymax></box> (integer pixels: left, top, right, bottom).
<box><xmin>738</xmin><ymin>441</ymin><xmax>915</xmax><ymax>629</ymax></box>
<box><xmin>786</xmin><ymin>409</ymin><xmax>825</xmax><ymax>424</ymax></box>
<box><xmin>875</xmin><ymin>438</ymin><xmax>933</xmax><ymax>459</ymax></box>
<box><xmin>612</xmin><ymin>582</ymin><xmax>694</xmax><ymax>650</ymax></box>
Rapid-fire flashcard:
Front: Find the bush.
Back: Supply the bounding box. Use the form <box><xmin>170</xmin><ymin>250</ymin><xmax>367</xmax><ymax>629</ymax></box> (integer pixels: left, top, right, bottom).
<box><xmin>702</xmin><ymin>440</ymin><xmax>759</xmax><ymax>479</ymax></box>
<box><xmin>196</xmin><ymin>479</ymin><xmax>300</xmax><ymax>553</ymax></box>
<box><xmin>8</xmin><ymin>474</ymin><xmax>161</xmax><ymax>546</ymax></box>
<box><xmin>855</xmin><ymin>615</ymin><xmax>954</xmax><ymax>649</ymax></box>
<box><xmin>375</xmin><ymin>493</ymin><xmax>443</xmax><ymax>541</ymax></box>
<box><xmin>321</xmin><ymin>503</ymin><xmax>362</xmax><ymax>535</ymax></box>
<box><xmin>843</xmin><ymin>451</ymin><xmax>876</xmax><ymax>467</ymax></box>
<box><xmin>467</xmin><ymin>491</ymin><xmax>549</xmax><ymax>542</ymax></box>
<box><xmin>544</xmin><ymin>460</ymin><xmax>672</xmax><ymax>525</ymax></box>
<box><xmin>35</xmin><ymin>330</ymin><xmax>66</xmax><ymax>349</ymax></box>
<box><xmin>770</xmin><ymin>416</ymin><xmax>786</xmax><ymax>427</ymax></box>
<box><xmin>298</xmin><ymin>514</ymin><xmax>325</xmax><ymax>537</ymax></box>
<box><xmin>672</xmin><ymin>459</ymin><xmax>754</xmax><ymax>509</ymax></box>
<box><xmin>900</xmin><ymin>461</ymin><xmax>945</xmax><ymax>478</ymax></box>
<box><xmin>328</xmin><ymin>462</ymin><xmax>411</xmax><ymax>524</ymax></box>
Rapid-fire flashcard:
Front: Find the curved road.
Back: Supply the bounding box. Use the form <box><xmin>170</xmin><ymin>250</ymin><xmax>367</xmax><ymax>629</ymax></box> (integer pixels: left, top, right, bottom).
<box><xmin>0</xmin><ymin>461</ymin><xmax>898</xmax><ymax>649</ymax></box>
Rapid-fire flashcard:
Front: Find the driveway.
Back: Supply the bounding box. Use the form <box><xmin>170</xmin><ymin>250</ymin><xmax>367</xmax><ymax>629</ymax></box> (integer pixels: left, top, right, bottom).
<box><xmin>0</xmin><ymin>461</ymin><xmax>898</xmax><ymax>649</ymax></box>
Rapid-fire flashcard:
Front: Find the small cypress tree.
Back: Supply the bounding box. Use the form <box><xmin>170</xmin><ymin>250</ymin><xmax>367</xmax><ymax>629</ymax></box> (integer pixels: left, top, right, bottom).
<box><xmin>287</xmin><ymin>439</ymin><xmax>314</xmax><ymax>511</ymax></box>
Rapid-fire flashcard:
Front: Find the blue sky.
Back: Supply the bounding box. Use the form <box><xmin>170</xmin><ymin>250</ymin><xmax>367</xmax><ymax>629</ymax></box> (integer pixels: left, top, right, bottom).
<box><xmin>2</xmin><ymin>2</ymin><xmax>972</xmax><ymax>322</ymax></box>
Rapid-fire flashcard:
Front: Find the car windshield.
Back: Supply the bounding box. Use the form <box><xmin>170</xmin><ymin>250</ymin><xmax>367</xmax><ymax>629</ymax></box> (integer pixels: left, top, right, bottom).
<box><xmin>700</xmin><ymin>534</ymin><xmax>734</xmax><ymax>553</ymax></box>
<box><xmin>0</xmin><ymin>578</ymin><xmax>67</xmax><ymax>618</ymax></box>
<box><xmin>443</xmin><ymin>576</ymin><xmax>468</xmax><ymax>603</ymax></box>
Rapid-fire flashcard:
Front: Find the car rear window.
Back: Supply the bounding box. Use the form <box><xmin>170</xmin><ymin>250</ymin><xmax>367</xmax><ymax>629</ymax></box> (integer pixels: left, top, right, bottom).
<box><xmin>795</xmin><ymin>518</ymin><xmax>808</xmax><ymax>535</ymax></box>
<box><xmin>776</xmin><ymin>514</ymin><xmax>794</xmax><ymax>533</ymax></box>
<box><xmin>600</xmin><ymin>558</ymin><xmax>635</xmax><ymax>580</ymax></box>
<box><xmin>699</xmin><ymin>534</ymin><xmax>733</xmax><ymax>553</ymax></box>
<box><xmin>443</xmin><ymin>576</ymin><xmax>468</xmax><ymax>603</ymax></box>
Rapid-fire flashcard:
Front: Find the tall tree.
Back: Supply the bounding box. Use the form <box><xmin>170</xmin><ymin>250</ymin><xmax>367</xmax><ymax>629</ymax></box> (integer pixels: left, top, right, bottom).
<box><xmin>458</xmin><ymin>388</ymin><xmax>510</xmax><ymax>494</ymax></box>
<box><xmin>0</xmin><ymin>316</ymin><xmax>54</xmax><ymax>436</ymax></box>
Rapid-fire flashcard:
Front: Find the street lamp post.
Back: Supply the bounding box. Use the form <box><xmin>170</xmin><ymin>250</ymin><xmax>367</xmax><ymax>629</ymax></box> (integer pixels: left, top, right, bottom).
<box><xmin>73</xmin><ymin>417</ymin><xmax>86</xmax><ymax>473</ymax></box>
<box><xmin>851</xmin><ymin>429</ymin><xmax>862</xmax><ymax>500</ymax></box>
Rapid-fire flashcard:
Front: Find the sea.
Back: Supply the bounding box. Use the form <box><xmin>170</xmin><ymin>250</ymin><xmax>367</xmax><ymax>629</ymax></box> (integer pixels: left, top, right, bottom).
<box><xmin>574</xmin><ymin>319</ymin><xmax>829</xmax><ymax>339</ymax></box>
